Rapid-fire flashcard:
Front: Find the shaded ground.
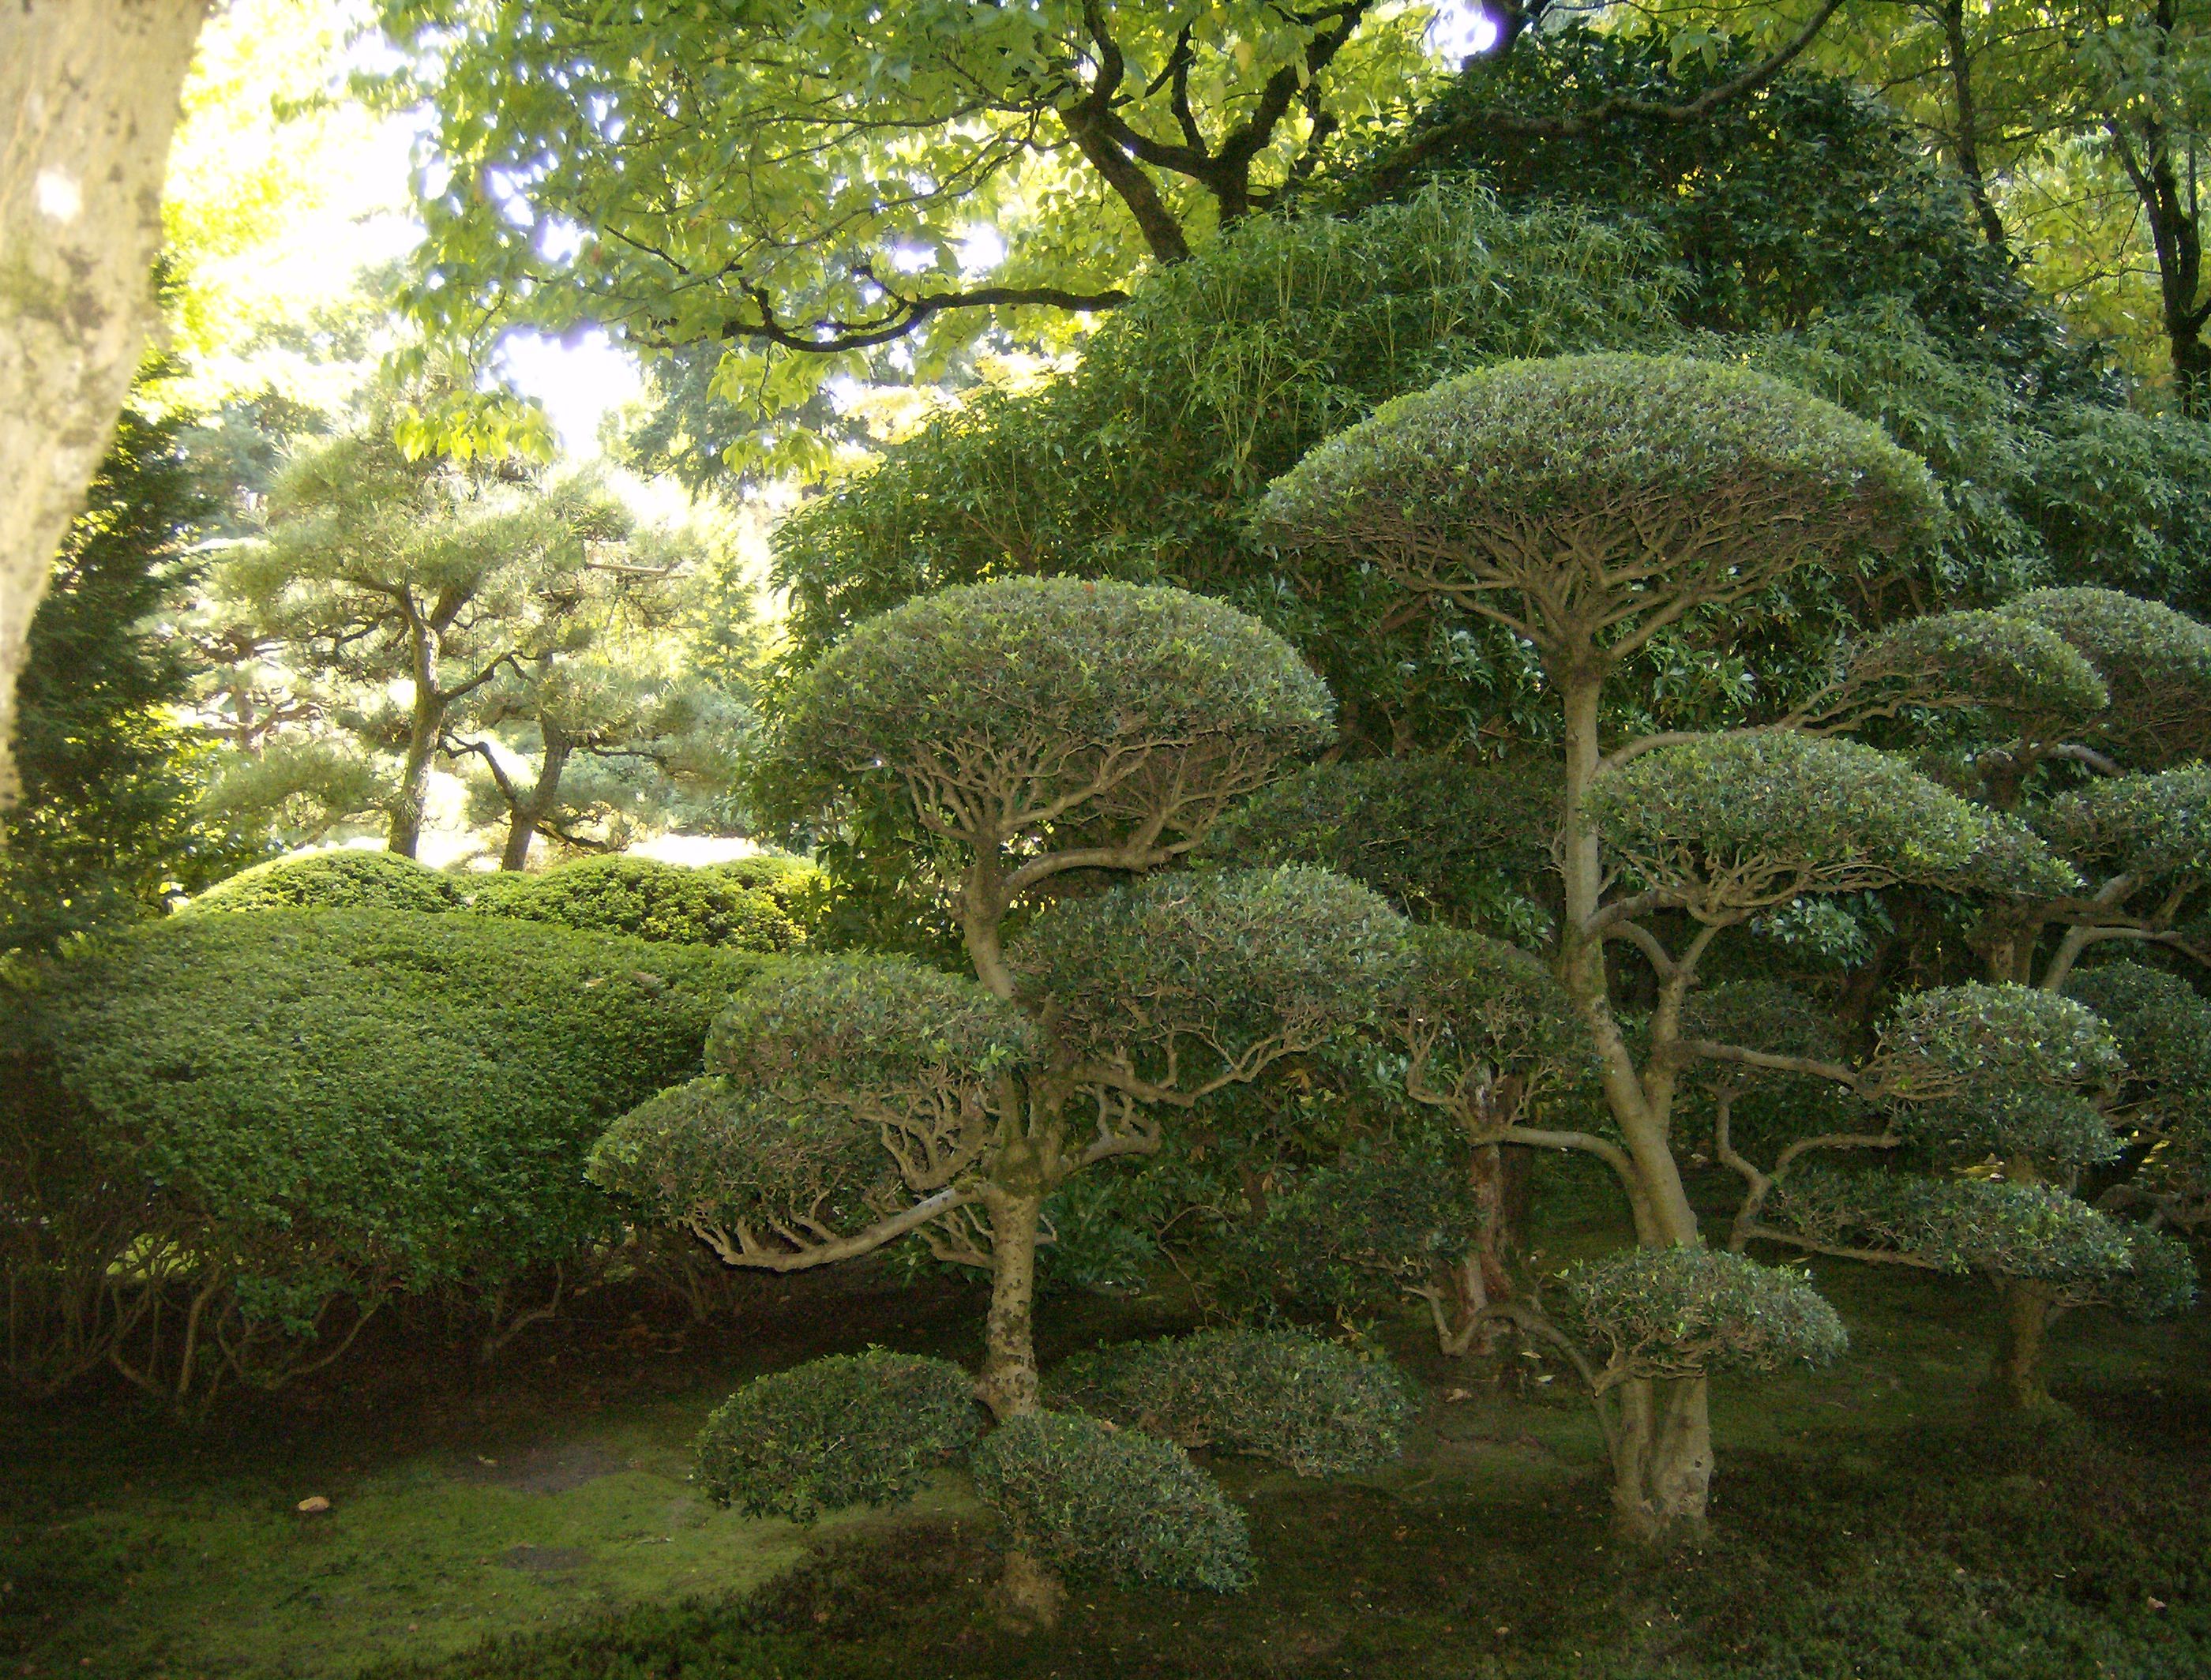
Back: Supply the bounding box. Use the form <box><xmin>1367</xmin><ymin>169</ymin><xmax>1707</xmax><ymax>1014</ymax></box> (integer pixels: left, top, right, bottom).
<box><xmin>2</xmin><ymin>1189</ymin><xmax>2206</xmax><ymax>1679</ymax></box>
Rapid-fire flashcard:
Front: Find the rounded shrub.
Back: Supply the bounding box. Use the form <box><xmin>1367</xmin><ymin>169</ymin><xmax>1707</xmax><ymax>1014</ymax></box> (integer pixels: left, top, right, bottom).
<box><xmin>459</xmin><ymin>855</ymin><xmax>798</xmax><ymax>950</ymax></box>
<box><xmin>1563</xmin><ymin>1245</ymin><xmax>1848</xmax><ymax>1382</ymax></box>
<box><xmin>2005</xmin><ymin>587</ymin><xmax>2211</xmax><ymax>767</ymax></box>
<box><xmin>3</xmin><ymin>909</ymin><xmax>756</xmax><ymax>1392</ymax></box>
<box><xmin>694</xmin><ymin>1351</ymin><xmax>982</xmax><ymax>1522</ymax></box>
<box><xmin>1053</xmin><ymin>1328</ymin><xmax>1413</xmax><ymax>1478</ymax></box>
<box><xmin>970</xmin><ymin>1412</ymin><xmax>1256</xmax><ymax>1593</ymax></box>
<box><xmin>183</xmin><ymin>849</ymin><xmax>463</xmax><ymax>915</ymax></box>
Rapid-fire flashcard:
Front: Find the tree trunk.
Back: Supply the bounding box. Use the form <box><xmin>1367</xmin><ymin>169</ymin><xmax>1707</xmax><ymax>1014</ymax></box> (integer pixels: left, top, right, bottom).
<box><xmin>1555</xmin><ymin>669</ymin><xmax>1715</xmax><ymax>1536</ymax></box>
<box><xmin>1608</xmin><ymin>1378</ymin><xmax>1714</xmax><ymax>1543</ymax></box>
<box><xmin>0</xmin><ymin>0</ymin><xmax>211</xmax><ymax>816</ymax></box>
<box><xmin>975</xmin><ymin>1187</ymin><xmax>1045</xmax><ymax>1421</ymax></box>
<box><xmin>992</xmin><ymin>1545</ymin><xmax>1068</xmax><ymax>1631</ymax></box>
<box><xmin>388</xmin><ymin>720</ymin><xmax>439</xmax><ymax>859</ymax></box>
<box><xmin>1988</xmin><ymin>1278</ymin><xmax>2059</xmax><ymax>1412</ymax></box>
<box><xmin>500</xmin><ymin>729</ymin><xmax>571</xmax><ymax>869</ymax></box>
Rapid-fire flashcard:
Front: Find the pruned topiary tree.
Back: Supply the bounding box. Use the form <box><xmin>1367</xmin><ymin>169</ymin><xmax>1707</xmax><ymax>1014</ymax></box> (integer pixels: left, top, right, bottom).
<box><xmin>1254</xmin><ymin>351</ymin><xmax>2115</xmax><ymax>1536</ymax></box>
<box><xmin>591</xmin><ymin>578</ymin><xmax>1413</xmax><ymax>1616</ymax></box>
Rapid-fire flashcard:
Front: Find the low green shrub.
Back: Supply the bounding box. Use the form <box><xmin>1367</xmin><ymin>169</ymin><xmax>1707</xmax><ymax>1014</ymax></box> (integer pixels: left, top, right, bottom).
<box><xmin>694</xmin><ymin>1351</ymin><xmax>982</xmax><ymax>1522</ymax></box>
<box><xmin>1053</xmin><ymin>1328</ymin><xmax>1413</xmax><ymax>1478</ymax></box>
<box><xmin>1</xmin><ymin>909</ymin><xmax>756</xmax><ymax>1402</ymax></box>
<box><xmin>183</xmin><ymin>849</ymin><xmax>463</xmax><ymax>914</ymax></box>
<box><xmin>460</xmin><ymin>855</ymin><xmax>798</xmax><ymax>950</ymax></box>
<box><xmin>969</xmin><ymin>1412</ymin><xmax>1256</xmax><ymax>1593</ymax></box>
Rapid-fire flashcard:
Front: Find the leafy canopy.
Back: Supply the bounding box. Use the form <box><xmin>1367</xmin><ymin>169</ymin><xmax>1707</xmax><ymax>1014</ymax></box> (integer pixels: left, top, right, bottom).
<box><xmin>1255</xmin><ymin>354</ymin><xmax>1939</xmax><ymax>664</ymax></box>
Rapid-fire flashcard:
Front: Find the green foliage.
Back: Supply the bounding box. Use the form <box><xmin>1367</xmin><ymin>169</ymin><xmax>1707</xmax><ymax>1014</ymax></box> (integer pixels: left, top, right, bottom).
<box><xmin>707</xmin><ymin>954</ymin><xmax>1034</xmax><ymax>1093</ymax></box>
<box><xmin>2039</xmin><ymin>767</ymin><xmax>2211</xmax><ymax>884</ymax></box>
<box><xmin>3</xmin><ymin>911</ymin><xmax>753</xmax><ymax>1384</ymax></box>
<box><xmin>1873</xmin><ymin>984</ymin><xmax>2125</xmax><ymax>1168</ymax></box>
<box><xmin>2066</xmin><ymin>962</ymin><xmax>2211</xmax><ymax>1131</ymax></box>
<box><xmin>1765</xmin><ymin>1168</ymin><xmax>2136</xmax><ymax>1284</ymax></box>
<box><xmin>585</xmin><ymin>1078</ymin><xmax>898</xmax><ymax>1254</ymax></box>
<box><xmin>3</xmin><ymin>396</ymin><xmax>255</xmax><ymax>953</ymax></box>
<box><xmin>764</xmin><ymin>577</ymin><xmax>1331</xmax><ymax>827</ymax></box>
<box><xmin>461</xmin><ymin>857</ymin><xmax>798</xmax><ymax>950</ymax></box>
<box><xmin>1398</xmin><ymin>923</ymin><xmax>1590</xmax><ymax>1108</ymax></box>
<box><xmin>969</xmin><ymin>1412</ymin><xmax>1256</xmax><ymax>1594</ymax></box>
<box><xmin>1587</xmin><ymin>734</ymin><xmax>2055</xmax><ymax>908</ymax></box>
<box><xmin>185</xmin><ymin>849</ymin><xmax>464</xmax><ymax>915</ymax></box>
<box><xmin>2018</xmin><ymin>405</ymin><xmax>2211</xmax><ymax>616</ymax></box>
<box><xmin>1563</xmin><ymin>1246</ymin><xmax>1849</xmax><ymax>1382</ymax></box>
<box><xmin>1842</xmin><ymin>609</ymin><xmax>2108</xmax><ymax>731</ymax></box>
<box><xmin>1009</xmin><ymin>868</ymin><xmax>1407</xmax><ymax>1078</ymax></box>
<box><xmin>2003</xmin><ymin>589</ymin><xmax>2211</xmax><ymax>768</ymax></box>
<box><xmin>1201</xmin><ymin>755</ymin><xmax>1558</xmax><ymax>939</ymax></box>
<box><xmin>693</xmin><ymin>1352</ymin><xmax>980</xmax><ymax>1523</ymax></box>
<box><xmin>2101</xmin><ymin>1226</ymin><xmax>2202</xmax><ymax>1321</ymax></box>
<box><xmin>768</xmin><ymin>181</ymin><xmax>1678</xmax><ymax>749</ymax></box>
<box><xmin>1194</xmin><ymin>1135</ymin><xmax>1477</xmax><ymax>1322</ymax></box>
<box><xmin>1255</xmin><ymin>355</ymin><xmax>1939</xmax><ymax>666</ymax></box>
<box><xmin>1052</xmin><ymin>1328</ymin><xmax>1411</xmax><ymax>1479</ymax></box>
<box><xmin>1354</xmin><ymin>25</ymin><xmax>2088</xmax><ymax>388</ymax></box>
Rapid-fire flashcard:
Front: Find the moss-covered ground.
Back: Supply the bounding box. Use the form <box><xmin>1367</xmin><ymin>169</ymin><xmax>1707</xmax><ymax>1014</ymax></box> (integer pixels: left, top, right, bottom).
<box><xmin>5</xmin><ymin>1178</ymin><xmax>2206</xmax><ymax>1680</ymax></box>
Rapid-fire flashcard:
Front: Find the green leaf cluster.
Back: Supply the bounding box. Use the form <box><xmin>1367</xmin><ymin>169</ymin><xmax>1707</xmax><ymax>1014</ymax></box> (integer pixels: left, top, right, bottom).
<box><xmin>969</xmin><ymin>1412</ymin><xmax>1256</xmax><ymax>1594</ymax></box>
<box><xmin>1051</xmin><ymin>1328</ymin><xmax>1412</xmax><ymax>1479</ymax></box>
<box><xmin>1563</xmin><ymin>1246</ymin><xmax>1849</xmax><ymax>1381</ymax></box>
<box><xmin>693</xmin><ymin>1351</ymin><xmax>981</xmax><ymax>1524</ymax></box>
<box><xmin>184</xmin><ymin>849</ymin><xmax>464</xmax><ymax>916</ymax></box>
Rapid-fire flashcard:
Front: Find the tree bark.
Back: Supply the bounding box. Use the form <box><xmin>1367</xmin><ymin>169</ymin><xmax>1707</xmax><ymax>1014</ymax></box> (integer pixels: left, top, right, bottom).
<box><xmin>0</xmin><ymin>0</ymin><xmax>211</xmax><ymax>817</ymax></box>
<box><xmin>499</xmin><ymin>728</ymin><xmax>571</xmax><ymax>869</ymax></box>
<box><xmin>992</xmin><ymin>1545</ymin><xmax>1068</xmax><ymax>1631</ymax></box>
<box><xmin>1988</xmin><ymin>1278</ymin><xmax>2059</xmax><ymax>1412</ymax></box>
<box><xmin>1609</xmin><ymin>1378</ymin><xmax>1714</xmax><ymax>1542</ymax></box>
<box><xmin>975</xmin><ymin>1186</ymin><xmax>1045</xmax><ymax>1421</ymax></box>
<box><xmin>389</xmin><ymin>714</ymin><xmax>440</xmax><ymax>858</ymax></box>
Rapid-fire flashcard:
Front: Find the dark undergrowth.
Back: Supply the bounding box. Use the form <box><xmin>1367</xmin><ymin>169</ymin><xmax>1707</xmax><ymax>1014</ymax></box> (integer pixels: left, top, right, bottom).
<box><xmin>365</xmin><ymin>1380</ymin><xmax>2211</xmax><ymax>1680</ymax></box>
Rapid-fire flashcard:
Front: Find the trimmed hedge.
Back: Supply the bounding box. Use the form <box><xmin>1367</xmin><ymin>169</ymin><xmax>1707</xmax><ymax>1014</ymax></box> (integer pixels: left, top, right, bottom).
<box><xmin>460</xmin><ymin>856</ymin><xmax>800</xmax><ymax>950</ymax></box>
<box><xmin>1563</xmin><ymin>1246</ymin><xmax>1849</xmax><ymax>1382</ymax></box>
<box><xmin>1053</xmin><ymin>1328</ymin><xmax>1413</xmax><ymax>1478</ymax></box>
<box><xmin>970</xmin><ymin>1412</ymin><xmax>1256</xmax><ymax>1593</ymax></box>
<box><xmin>2</xmin><ymin>909</ymin><xmax>756</xmax><ymax>1390</ymax></box>
<box><xmin>183</xmin><ymin>849</ymin><xmax>463</xmax><ymax>915</ymax></box>
<box><xmin>695</xmin><ymin>1351</ymin><xmax>982</xmax><ymax>1522</ymax></box>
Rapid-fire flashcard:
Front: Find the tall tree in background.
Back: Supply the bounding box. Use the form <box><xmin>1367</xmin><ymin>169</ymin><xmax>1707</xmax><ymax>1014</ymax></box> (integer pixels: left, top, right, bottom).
<box><xmin>227</xmin><ymin>387</ymin><xmax>689</xmax><ymax>857</ymax></box>
<box><xmin>1</xmin><ymin>0</ymin><xmax>212</xmax><ymax>817</ymax></box>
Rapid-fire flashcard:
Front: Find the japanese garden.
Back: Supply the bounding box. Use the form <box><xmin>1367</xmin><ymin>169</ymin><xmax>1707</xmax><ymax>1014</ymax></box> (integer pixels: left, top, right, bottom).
<box><xmin>4</xmin><ymin>2</ymin><xmax>2211</xmax><ymax>1675</ymax></box>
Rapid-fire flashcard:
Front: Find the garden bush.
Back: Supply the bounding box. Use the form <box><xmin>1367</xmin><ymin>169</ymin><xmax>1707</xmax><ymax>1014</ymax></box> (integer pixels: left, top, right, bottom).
<box><xmin>1562</xmin><ymin>1247</ymin><xmax>1850</xmax><ymax>1383</ymax></box>
<box><xmin>459</xmin><ymin>855</ymin><xmax>799</xmax><ymax>950</ymax></box>
<box><xmin>0</xmin><ymin>909</ymin><xmax>757</xmax><ymax>1403</ymax></box>
<box><xmin>183</xmin><ymin>849</ymin><xmax>463</xmax><ymax>914</ymax></box>
<box><xmin>1052</xmin><ymin>1328</ymin><xmax>1413</xmax><ymax>1478</ymax></box>
<box><xmin>694</xmin><ymin>1351</ymin><xmax>981</xmax><ymax>1522</ymax></box>
<box><xmin>969</xmin><ymin>1412</ymin><xmax>1256</xmax><ymax>1593</ymax></box>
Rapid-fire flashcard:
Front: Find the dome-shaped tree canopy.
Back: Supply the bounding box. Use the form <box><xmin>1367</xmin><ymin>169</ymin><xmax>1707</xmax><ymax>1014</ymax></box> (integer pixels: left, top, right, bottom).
<box><xmin>1838</xmin><ymin>609</ymin><xmax>2108</xmax><ymax>729</ymax></box>
<box><xmin>2038</xmin><ymin>766</ymin><xmax>2211</xmax><ymax>883</ymax></box>
<box><xmin>707</xmin><ymin>954</ymin><xmax>1034</xmax><ymax>1095</ymax></box>
<box><xmin>183</xmin><ymin>849</ymin><xmax>463</xmax><ymax>916</ymax></box>
<box><xmin>1009</xmin><ymin>867</ymin><xmax>1408</xmax><ymax>1079</ymax></box>
<box><xmin>460</xmin><ymin>855</ymin><xmax>800</xmax><ymax>950</ymax></box>
<box><xmin>587</xmin><ymin>1077</ymin><xmax>903</xmax><ymax>1253</ymax></box>
<box><xmin>1585</xmin><ymin>733</ymin><xmax>2064</xmax><ymax>913</ymax></box>
<box><xmin>1563</xmin><ymin>1245</ymin><xmax>1847</xmax><ymax>1382</ymax></box>
<box><xmin>1395</xmin><ymin>924</ymin><xmax>1589</xmax><ymax>1114</ymax></box>
<box><xmin>1765</xmin><ymin>1167</ymin><xmax>2140</xmax><ymax>1284</ymax></box>
<box><xmin>2065</xmin><ymin>962</ymin><xmax>2211</xmax><ymax>1112</ymax></box>
<box><xmin>1254</xmin><ymin>354</ymin><xmax>1939</xmax><ymax>661</ymax></box>
<box><xmin>2004</xmin><ymin>589</ymin><xmax>2211</xmax><ymax>767</ymax></box>
<box><xmin>766</xmin><ymin>579</ymin><xmax>1333</xmax><ymax>840</ymax></box>
<box><xmin>1870</xmin><ymin>983</ymin><xmax>2125</xmax><ymax>1166</ymax></box>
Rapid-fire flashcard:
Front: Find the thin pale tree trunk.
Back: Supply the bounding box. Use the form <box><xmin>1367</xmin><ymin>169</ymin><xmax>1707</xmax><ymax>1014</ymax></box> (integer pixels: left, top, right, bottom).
<box><xmin>1</xmin><ymin>0</ymin><xmax>211</xmax><ymax>816</ymax></box>
<box><xmin>975</xmin><ymin>1186</ymin><xmax>1045</xmax><ymax>1421</ymax></box>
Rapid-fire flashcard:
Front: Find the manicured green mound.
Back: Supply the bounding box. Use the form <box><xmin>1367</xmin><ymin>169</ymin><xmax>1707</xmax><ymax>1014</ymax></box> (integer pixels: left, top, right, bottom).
<box><xmin>1053</xmin><ymin>1328</ymin><xmax>1413</xmax><ymax>1478</ymax></box>
<box><xmin>695</xmin><ymin>1351</ymin><xmax>982</xmax><ymax>1522</ymax></box>
<box><xmin>2</xmin><ymin>910</ymin><xmax>757</xmax><ymax>1368</ymax></box>
<box><xmin>970</xmin><ymin>1412</ymin><xmax>1256</xmax><ymax>1594</ymax></box>
<box><xmin>182</xmin><ymin>849</ymin><xmax>463</xmax><ymax>915</ymax></box>
<box><xmin>460</xmin><ymin>854</ymin><xmax>799</xmax><ymax>950</ymax></box>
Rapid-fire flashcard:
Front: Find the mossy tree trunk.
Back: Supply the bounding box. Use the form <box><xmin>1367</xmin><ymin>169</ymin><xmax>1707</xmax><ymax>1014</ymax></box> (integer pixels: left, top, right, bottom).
<box><xmin>1990</xmin><ymin>1278</ymin><xmax>2059</xmax><ymax>1413</ymax></box>
<box><xmin>0</xmin><ymin>0</ymin><xmax>210</xmax><ymax>818</ymax></box>
<box><xmin>975</xmin><ymin>1180</ymin><xmax>1046</xmax><ymax>1422</ymax></box>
